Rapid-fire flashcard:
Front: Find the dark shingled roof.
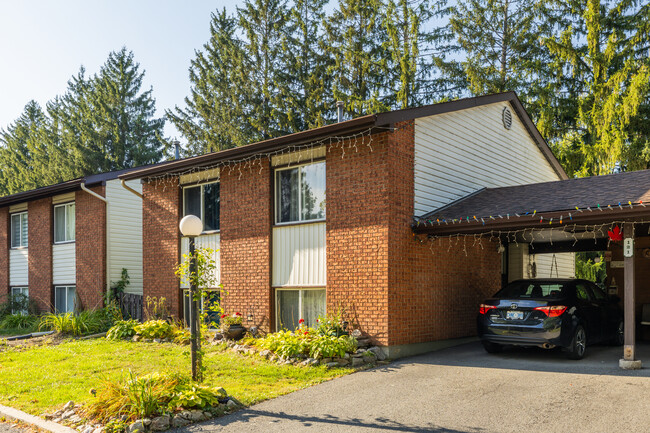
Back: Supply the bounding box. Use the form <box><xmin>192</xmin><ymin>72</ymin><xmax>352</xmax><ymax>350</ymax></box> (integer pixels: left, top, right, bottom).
<box><xmin>414</xmin><ymin>169</ymin><xmax>650</xmax><ymax>234</ymax></box>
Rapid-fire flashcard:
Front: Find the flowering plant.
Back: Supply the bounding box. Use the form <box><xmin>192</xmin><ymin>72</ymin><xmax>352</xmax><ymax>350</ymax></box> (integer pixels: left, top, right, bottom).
<box><xmin>220</xmin><ymin>312</ymin><xmax>243</xmax><ymax>331</ymax></box>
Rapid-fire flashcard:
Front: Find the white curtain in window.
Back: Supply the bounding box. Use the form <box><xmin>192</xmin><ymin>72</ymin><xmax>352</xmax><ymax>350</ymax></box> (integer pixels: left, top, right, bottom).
<box><xmin>302</xmin><ymin>289</ymin><xmax>326</xmax><ymax>328</ymax></box>
<box><xmin>66</xmin><ymin>204</ymin><xmax>75</xmax><ymax>241</ymax></box>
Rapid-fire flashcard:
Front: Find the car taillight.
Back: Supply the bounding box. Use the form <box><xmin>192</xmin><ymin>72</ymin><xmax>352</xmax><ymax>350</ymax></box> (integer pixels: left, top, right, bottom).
<box><xmin>534</xmin><ymin>306</ymin><xmax>567</xmax><ymax>317</ymax></box>
<box><xmin>479</xmin><ymin>304</ymin><xmax>497</xmax><ymax>314</ymax></box>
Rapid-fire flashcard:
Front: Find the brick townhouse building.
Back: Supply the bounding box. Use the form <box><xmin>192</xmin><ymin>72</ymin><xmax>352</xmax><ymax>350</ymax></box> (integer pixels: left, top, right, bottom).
<box><xmin>0</xmin><ymin>169</ymin><xmax>144</xmax><ymax>313</ymax></box>
<box><xmin>119</xmin><ymin>92</ymin><xmax>572</xmax><ymax>357</ymax></box>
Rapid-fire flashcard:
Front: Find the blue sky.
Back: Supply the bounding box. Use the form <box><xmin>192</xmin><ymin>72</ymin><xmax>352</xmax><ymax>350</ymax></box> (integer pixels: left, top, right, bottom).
<box><xmin>0</xmin><ymin>0</ymin><xmax>238</xmax><ymax>140</ymax></box>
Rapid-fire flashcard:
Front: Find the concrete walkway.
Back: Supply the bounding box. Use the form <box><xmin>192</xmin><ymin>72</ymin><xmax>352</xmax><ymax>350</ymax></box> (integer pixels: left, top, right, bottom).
<box><xmin>173</xmin><ymin>342</ymin><xmax>650</xmax><ymax>433</ymax></box>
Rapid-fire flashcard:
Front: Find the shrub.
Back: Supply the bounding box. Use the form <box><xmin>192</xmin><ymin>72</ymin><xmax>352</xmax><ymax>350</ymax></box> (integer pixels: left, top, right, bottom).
<box><xmin>40</xmin><ymin>309</ymin><xmax>115</xmax><ymax>336</ymax></box>
<box><xmin>308</xmin><ymin>334</ymin><xmax>357</xmax><ymax>359</ymax></box>
<box><xmin>85</xmin><ymin>372</ymin><xmax>227</xmax><ymax>423</ymax></box>
<box><xmin>252</xmin><ymin>327</ymin><xmax>358</xmax><ymax>360</ymax></box>
<box><xmin>39</xmin><ymin>313</ymin><xmax>76</xmax><ymax>334</ymax></box>
<box><xmin>0</xmin><ymin>293</ymin><xmax>38</xmax><ymax>320</ymax></box>
<box><xmin>134</xmin><ymin>320</ymin><xmax>173</xmax><ymax>340</ymax></box>
<box><xmin>106</xmin><ymin>320</ymin><xmax>140</xmax><ymax>340</ymax></box>
<box><xmin>316</xmin><ymin>310</ymin><xmax>348</xmax><ymax>337</ymax></box>
<box><xmin>256</xmin><ymin>330</ymin><xmax>309</xmax><ymax>358</ymax></box>
<box><xmin>0</xmin><ymin>314</ymin><xmax>39</xmax><ymax>330</ymax></box>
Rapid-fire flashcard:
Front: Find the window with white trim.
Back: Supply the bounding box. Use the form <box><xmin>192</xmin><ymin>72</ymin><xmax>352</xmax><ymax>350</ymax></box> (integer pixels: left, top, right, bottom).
<box><xmin>54</xmin><ymin>286</ymin><xmax>76</xmax><ymax>313</ymax></box>
<box><xmin>11</xmin><ymin>287</ymin><xmax>29</xmax><ymax>315</ymax></box>
<box><xmin>182</xmin><ymin>290</ymin><xmax>220</xmax><ymax>328</ymax></box>
<box><xmin>276</xmin><ymin>288</ymin><xmax>325</xmax><ymax>331</ymax></box>
<box><xmin>54</xmin><ymin>203</ymin><xmax>75</xmax><ymax>243</ymax></box>
<box><xmin>275</xmin><ymin>161</ymin><xmax>325</xmax><ymax>224</ymax></box>
<box><xmin>10</xmin><ymin>211</ymin><xmax>28</xmax><ymax>248</ymax></box>
<box><xmin>183</xmin><ymin>182</ymin><xmax>220</xmax><ymax>232</ymax></box>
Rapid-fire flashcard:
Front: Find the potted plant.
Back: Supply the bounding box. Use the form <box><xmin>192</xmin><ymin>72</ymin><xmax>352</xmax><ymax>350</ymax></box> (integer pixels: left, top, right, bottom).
<box><xmin>221</xmin><ymin>312</ymin><xmax>245</xmax><ymax>340</ymax></box>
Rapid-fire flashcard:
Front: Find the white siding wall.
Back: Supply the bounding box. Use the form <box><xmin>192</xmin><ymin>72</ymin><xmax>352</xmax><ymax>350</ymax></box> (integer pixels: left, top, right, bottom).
<box><xmin>508</xmin><ymin>244</ymin><xmax>528</xmax><ymax>283</ymax></box>
<box><xmin>106</xmin><ymin>180</ymin><xmax>143</xmax><ymax>294</ymax></box>
<box><xmin>9</xmin><ymin>249</ymin><xmax>29</xmax><ymax>286</ymax></box>
<box><xmin>53</xmin><ymin>243</ymin><xmax>76</xmax><ymax>284</ymax></box>
<box><xmin>533</xmin><ymin>253</ymin><xmax>575</xmax><ymax>279</ymax></box>
<box><xmin>180</xmin><ymin>233</ymin><xmax>221</xmax><ymax>289</ymax></box>
<box><xmin>272</xmin><ymin>222</ymin><xmax>326</xmax><ymax>287</ymax></box>
<box><xmin>414</xmin><ymin>102</ymin><xmax>561</xmax><ymax>215</ymax></box>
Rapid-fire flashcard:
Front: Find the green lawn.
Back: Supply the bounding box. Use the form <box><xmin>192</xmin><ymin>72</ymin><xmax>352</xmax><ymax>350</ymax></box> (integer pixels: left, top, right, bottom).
<box><xmin>0</xmin><ymin>339</ymin><xmax>352</xmax><ymax>415</ymax></box>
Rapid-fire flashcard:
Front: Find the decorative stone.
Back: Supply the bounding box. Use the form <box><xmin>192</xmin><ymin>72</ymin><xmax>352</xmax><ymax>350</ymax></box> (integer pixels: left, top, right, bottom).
<box><xmin>150</xmin><ymin>415</ymin><xmax>171</xmax><ymax>431</ymax></box>
<box><xmin>350</xmin><ymin>329</ymin><xmax>362</xmax><ymax>338</ymax></box>
<box><xmin>325</xmin><ymin>362</ymin><xmax>339</xmax><ymax>368</ymax></box>
<box><xmin>367</xmin><ymin>346</ymin><xmax>386</xmax><ymax>361</ymax></box>
<box><xmin>259</xmin><ymin>349</ymin><xmax>271</xmax><ymax>358</ymax></box>
<box><xmin>357</xmin><ymin>338</ymin><xmax>371</xmax><ymax>348</ymax></box>
<box><xmin>308</xmin><ymin>358</ymin><xmax>319</xmax><ymax>366</ymax></box>
<box><xmin>127</xmin><ymin>420</ymin><xmax>145</xmax><ymax>433</ymax></box>
<box><xmin>82</xmin><ymin>425</ymin><xmax>94</xmax><ymax>433</ymax></box>
<box><xmin>322</xmin><ymin>357</ymin><xmax>332</xmax><ymax>364</ymax></box>
<box><xmin>132</xmin><ymin>335</ymin><xmax>141</xmax><ymax>342</ymax></box>
<box><xmin>351</xmin><ymin>357</ymin><xmax>364</xmax><ymax>367</ymax></box>
<box><xmin>187</xmin><ymin>410</ymin><xmax>204</xmax><ymax>422</ymax></box>
<box><xmin>226</xmin><ymin>399</ymin><xmax>238</xmax><ymax>408</ymax></box>
<box><xmin>202</xmin><ymin>412</ymin><xmax>213</xmax><ymax>420</ymax></box>
<box><xmin>300</xmin><ymin>359</ymin><xmax>311</xmax><ymax>366</ymax></box>
<box><xmin>171</xmin><ymin>415</ymin><xmax>191</xmax><ymax>428</ymax></box>
<box><xmin>178</xmin><ymin>411</ymin><xmax>193</xmax><ymax>420</ymax></box>
<box><xmin>61</xmin><ymin>410</ymin><xmax>76</xmax><ymax>420</ymax></box>
<box><xmin>142</xmin><ymin>419</ymin><xmax>151</xmax><ymax>426</ymax></box>
<box><xmin>92</xmin><ymin>427</ymin><xmax>105</xmax><ymax>433</ymax></box>
<box><xmin>68</xmin><ymin>415</ymin><xmax>83</xmax><ymax>424</ymax></box>
<box><xmin>153</xmin><ymin>338</ymin><xmax>162</xmax><ymax>343</ymax></box>
<box><xmin>337</xmin><ymin>358</ymin><xmax>350</xmax><ymax>366</ymax></box>
<box><xmin>63</xmin><ymin>401</ymin><xmax>75</xmax><ymax>411</ymax></box>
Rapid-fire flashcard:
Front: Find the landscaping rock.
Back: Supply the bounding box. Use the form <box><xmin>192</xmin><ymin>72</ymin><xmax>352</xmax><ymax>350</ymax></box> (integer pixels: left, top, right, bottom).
<box><xmin>337</xmin><ymin>358</ymin><xmax>350</xmax><ymax>366</ymax></box>
<box><xmin>142</xmin><ymin>419</ymin><xmax>151</xmax><ymax>426</ymax></box>
<box><xmin>127</xmin><ymin>420</ymin><xmax>145</xmax><ymax>433</ymax></box>
<box><xmin>68</xmin><ymin>415</ymin><xmax>83</xmax><ymax>424</ymax></box>
<box><xmin>259</xmin><ymin>349</ymin><xmax>271</xmax><ymax>358</ymax></box>
<box><xmin>92</xmin><ymin>427</ymin><xmax>104</xmax><ymax>433</ymax></box>
<box><xmin>153</xmin><ymin>338</ymin><xmax>162</xmax><ymax>343</ymax></box>
<box><xmin>325</xmin><ymin>362</ymin><xmax>339</xmax><ymax>368</ymax></box>
<box><xmin>202</xmin><ymin>412</ymin><xmax>213</xmax><ymax>420</ymax></box>
<box><xmin>63</xmin><ymin>401</ymin><xmax>75</xmax><ymax>411</ymax></box>
<box><xmin>150</xmin><ymin>415</ymin><xmax>170</xmax><ymax>431</ymax></box>
<box><xmin>350</xmin><ymin>329</ymin><xmax>362</xmax><ymax>338</ymax></box>
<box><xmin>171</xmin><ymin>415</ymin><xmax>191</xmax><ymax>428</ymax></box>
<box><xmin>61</xmin><ymin>410</ymin><xmax>76</xmax><ymax>420</ymax></box>
<box><xmin>357</xmin><ymin>338</ymin><xmax>371</xmax><ymax>348</ymax></box>
<box><xmin>188</xmin><ymin>410</ymin><xmax>204</xmax><ymax>422</ymax></box>
<box><xmin>132</xmin><ymin>335</ymin><xmax>141</xmax><ymax>342</ymax></box>
<box><xmin>367</xmin><ymin>346</ymin><xmax>386</xmax><ymax>361</ymax></box>
<box><xmin>300</xmin><ymin>359</ymin><xmax>311</xmax><ymax>366</ymax></box>
<box><xmin>213</xmin><ymin>332</ymin><xmax>224</xmax><ymax>341</ymax></box>
<box><xmin>82</xmin><ymin>425</ymin><xmax>94</xmax><ymax>433</ymax></box>
<box><xmin>351</xmin><ymin>357</ymin><xmax>364</xmax><ymax>367</ymax></box>
<box><xmin>177</xmin><ymin>411</ymin><xmax>193</xmax><ymax>420</ymax></box>
<box><xmin>322</xmin><ymin>357</ymin><xmax>332</xmax><ymax>364</ymax></box>
<box><xmin>308</xmin><ymin>358</ymin><xmax>319</xmax><ymax>366</ymax></box>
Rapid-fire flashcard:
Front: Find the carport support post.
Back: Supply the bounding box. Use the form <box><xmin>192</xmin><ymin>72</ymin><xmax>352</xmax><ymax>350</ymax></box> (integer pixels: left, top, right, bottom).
<box><xmin>620</xmin><ymin>222</ymin><xmax>641</xmax><ymax>369</ymax></box>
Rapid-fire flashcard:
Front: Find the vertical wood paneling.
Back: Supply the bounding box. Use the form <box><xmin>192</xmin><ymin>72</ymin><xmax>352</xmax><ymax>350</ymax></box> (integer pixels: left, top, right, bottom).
<box><xmin>414</xmin><ymin>102</ymin><xmax>561</xmax><ymax>215</ymax></box>
<box><xmin>9</xmin><ymin>249</ymin><xmax>28</xmax><ymax>286</ymax></box>
<box><xmin>106</xmin><ymin>180</ymin><xmax>143</xmax><ymax>294</ymax></box>
<box><xmin>53</xmin><ymin>243</ymin><xmax>76</xmax><ymax>284</ymax></box>
<box><xmin>508</xmin><ymin>244</ymin><xmax>527</xmax><ymax>282</ymax></box>
<box><xmin>180</xmin><ymin>233</ymin><xmax>221</xmax><ymax>289</ymax></box>
<box><xmin>272</xmin><ymin>222</ymin><xmax>326</xmax><ymax>287</ymax></box>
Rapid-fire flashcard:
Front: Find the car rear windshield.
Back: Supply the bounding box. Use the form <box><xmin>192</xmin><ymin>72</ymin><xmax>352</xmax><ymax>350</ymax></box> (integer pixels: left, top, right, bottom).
<box><xmin>495</xmin><ymin>281</ymin><xmax>568</xmax><ymax>299</ymax></box>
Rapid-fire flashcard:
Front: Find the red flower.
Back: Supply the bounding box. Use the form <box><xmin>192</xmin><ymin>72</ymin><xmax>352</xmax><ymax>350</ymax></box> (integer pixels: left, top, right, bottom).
<box><xmin>608</xmin><ymin>225</ymin><xmax>623</xmax><ymax>241</ymax></box>
<box><xmin>220</xmin><ymin>314</ymin><xmax>226</xmax><ymax>319</ymax></box>
<box><xmin>235</xmin><ymin>312</ymin><xmax>241</xmax><ymax>316</ymax></box>
<box><xmin>298</xmin><ymin>319</ymin><xmax>305</xmax><ymax>324</ymax></box>
<box><xmin>304</xmin><ymin>331</ymin><xmax>309</xmax><ymax>335</ymax></box>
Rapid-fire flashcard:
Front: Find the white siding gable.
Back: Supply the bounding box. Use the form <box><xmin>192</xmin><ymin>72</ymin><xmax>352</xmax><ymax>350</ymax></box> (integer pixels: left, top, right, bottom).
<box><xmin>414</xmin><ymin>102</ymin><xmax>561</xmax><ymax>215</ymax></box>
<box><xmin>106</xmin><ymin>180</ymin><xmax>144</xmax><ymax>294</ymax></box>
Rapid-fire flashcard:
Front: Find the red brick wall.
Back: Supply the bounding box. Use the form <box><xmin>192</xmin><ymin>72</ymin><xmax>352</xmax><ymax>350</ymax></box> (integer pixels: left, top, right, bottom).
<box><xmin>220</xmin><ymin>160</ymin><xmax>272</xmax><ymax>330</ymax></box>
<box><xmin>384</xmin><ymin>121</ymin><xmax>502</xmax><ymax>346</ymax></box>
<box><xmin>0</xmin><ymin>207</ymin><xmax>8</xmax><ymax>299</ymax></box>
<box><xmin>327</xmin><ymin>132</ymin><xmax>392</xmax><ymax>344</ymax></box>
<box><xmin>142</xmin><ymin>179</ymin><xmax>182</xmax><ymax>317</ymax></box>
<box><xmin>76</xmin><ymin>187</ymin><xmax>106</xmax><ymax>310</ymax></box>
<box><xmin>28</xmin><ymin>198</ymin><xmax>53</xmax><ymax>312</ymax></box>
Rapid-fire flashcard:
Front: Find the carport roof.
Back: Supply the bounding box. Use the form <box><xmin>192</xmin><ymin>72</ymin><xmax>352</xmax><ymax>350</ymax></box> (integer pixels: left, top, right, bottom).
<box><xmin>414</xmin><ymin>169</ymin><xmax>650</xmax><ymax>235</ymax></box>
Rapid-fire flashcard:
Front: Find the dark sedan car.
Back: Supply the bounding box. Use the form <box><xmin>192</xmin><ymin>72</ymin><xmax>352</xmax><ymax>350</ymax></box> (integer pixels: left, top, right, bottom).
<box><xmin>477</xmin><ymin>279</ymin><xmax>623</xmax><ymax>359</ymax></box>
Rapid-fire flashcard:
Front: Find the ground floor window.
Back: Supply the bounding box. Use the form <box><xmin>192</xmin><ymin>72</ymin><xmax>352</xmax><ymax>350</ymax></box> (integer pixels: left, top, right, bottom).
<box><xmin>276</xmin><ymin>288</ymin><xmax>325</xmax><ymax>331</ymax></box>
<box><xmin>54</xmin><ymin>286</ymin><xmax>76</xmax><ymax>313</ymax></box>
<box><xmin>183</xmin><ymin>290</ymin><xmax>220</xmax><ymax>328</ymax></box>
<box><xmin>11</xmin><ymin>287</ymin><xmax>29</xmax><ymax>315</ymax></box>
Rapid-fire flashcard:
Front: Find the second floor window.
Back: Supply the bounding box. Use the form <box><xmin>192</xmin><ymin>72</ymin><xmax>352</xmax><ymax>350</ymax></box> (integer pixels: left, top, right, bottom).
<box><xmin>54</xmin><ymin>202</ymin><xmax>75</xmax><ymax>243</ymax></box>
<box><xmin>183</xmin><ymin>182</ymin><xmax>220</xmax><ymax>232</ymax></box>
<box><xmin>10</xmin><ymin>211</ymin><xmax>28</xmax><ymax>248</ymax></box>
<box><xmin>275</xmin><ymin>161</ymin><xmax>326</xmax><ymax>224</ymax></box>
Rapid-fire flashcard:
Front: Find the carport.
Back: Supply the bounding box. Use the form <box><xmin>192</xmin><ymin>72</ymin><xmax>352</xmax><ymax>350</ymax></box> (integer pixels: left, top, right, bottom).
<box><xmin>413</xmin><ymin>169</ymin><xmax>650</xmax><ymax>369</ymax></box>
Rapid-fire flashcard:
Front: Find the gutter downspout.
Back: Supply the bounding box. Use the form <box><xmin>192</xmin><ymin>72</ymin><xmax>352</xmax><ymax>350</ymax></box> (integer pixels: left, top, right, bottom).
<box><xmin>80</xmin><ymin>182</ymin><xmax>110</xmax><ymax>302</ymax></box>
<box><xmin>120</xmin><ymin>179</ymin><xmax>143</xmax><ymax>199</ymax></box>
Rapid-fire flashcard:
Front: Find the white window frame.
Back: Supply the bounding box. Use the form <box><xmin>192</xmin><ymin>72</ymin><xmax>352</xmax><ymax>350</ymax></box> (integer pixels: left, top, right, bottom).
<box><xmin>275</xmin><ymin>287</ymin><xmax>326</xmax><ymax>331</ymax></box>
<box><xmin>11</xmin><ymin>287</ymin><xmax>29</xmax><ymax>315</ymax></box>
<box><xmin>54</xmin><ymin>285</ymin><xmax>76</xmax><ymax>313</ymax></box>
<box><xmin>54</xmin><ymin>202</ymin><xmax>75</xmax><ymax>243</ymax></box>
<box><xmin>274</xmin><ymin>161</ymin><xmax>326</xmax><ymax>226</ymax></box>
<box><xmin>182</xmin><ymin>180</ymin><xmax>220</xmax><ymax>233</ymax></box>
<box><xmin>10</xmin><ymin>211</ymin><xmax>28</xmax><ymax>248</ymax></box>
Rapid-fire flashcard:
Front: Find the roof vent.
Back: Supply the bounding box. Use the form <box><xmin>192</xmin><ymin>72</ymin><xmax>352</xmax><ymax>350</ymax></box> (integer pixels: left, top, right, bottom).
<box><xmin>502</xmin><ymin>107</ymin><xmax>513</xmax><ymax>130</ymax></box>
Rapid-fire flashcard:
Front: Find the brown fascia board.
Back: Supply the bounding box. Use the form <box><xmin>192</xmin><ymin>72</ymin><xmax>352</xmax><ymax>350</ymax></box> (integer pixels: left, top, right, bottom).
<box><xmin>119</xmin><ymin>114</ymin><xmax>378</xmax><ymax>180</ymax></box>
<box><xmin>0</xmin><ymin>179</ymin><xmax>82</xmax><ymax>208</ymax></box>
<box><xmin>414</xmin><ymin>206</ymin><xmax>650</xmax><ymax>236</ymax></box>
<box><xmin>376</xmin><ymin>92</ymin><xmax>569</xmax><ymax>181</ymax></box>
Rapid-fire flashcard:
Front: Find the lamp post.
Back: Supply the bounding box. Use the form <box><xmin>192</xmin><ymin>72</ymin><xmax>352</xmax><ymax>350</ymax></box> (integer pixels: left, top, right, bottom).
<box><xmin>179</xmin><ymin>215</ymin><xmax>203</xmax><ymax>381</ymax></box>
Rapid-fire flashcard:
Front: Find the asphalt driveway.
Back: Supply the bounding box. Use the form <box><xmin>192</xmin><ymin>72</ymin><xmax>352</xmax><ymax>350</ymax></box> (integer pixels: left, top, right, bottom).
<box><xmin>174</xmin><ymin>341</ymin><xmax>650</xmax><ymax>433</ymax></box>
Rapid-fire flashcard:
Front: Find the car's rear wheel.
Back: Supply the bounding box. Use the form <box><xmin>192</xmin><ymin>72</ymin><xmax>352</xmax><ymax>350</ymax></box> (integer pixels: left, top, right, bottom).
<box><xmin>610</xmin><ymin>320</ymin><xmax>624</xmax><ymax>346</ymax></box>
<box><xmin>481</xmin><ymin>340</ymin><xmax>503</xmax><ymax>354</ymax></box>
<box><xmin>566</xmin><ymin>325</ymin><xmax>587</xmax><ymax>360</ymax></box>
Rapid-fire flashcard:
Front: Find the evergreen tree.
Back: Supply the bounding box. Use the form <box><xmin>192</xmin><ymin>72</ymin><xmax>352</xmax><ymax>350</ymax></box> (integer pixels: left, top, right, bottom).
<box><xmin>324</xmin><ymin>0</ymin><xmax>392</xmax><ymax>117</ymax></box>
<box><xmin>543</xmin><ymin>0</ymin><xmax>650</xmax><ymax>176</ymax></box>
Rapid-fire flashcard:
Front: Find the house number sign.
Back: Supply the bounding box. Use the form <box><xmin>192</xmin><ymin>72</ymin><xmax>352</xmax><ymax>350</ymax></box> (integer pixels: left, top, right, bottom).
<box><xmin>624</xmin><ymin>238</ymin><xmax>634</xmax><ymax>258</ymax></box>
